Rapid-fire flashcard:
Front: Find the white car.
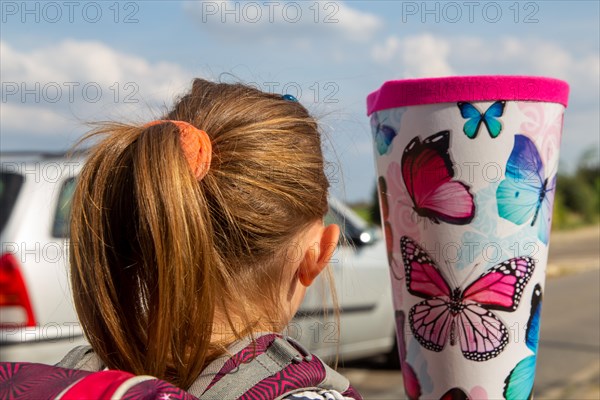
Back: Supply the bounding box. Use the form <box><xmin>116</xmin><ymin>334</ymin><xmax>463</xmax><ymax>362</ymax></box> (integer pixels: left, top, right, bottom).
<box><xmin>0</xmin><ymin>152</ymin><xmax>397</xmax><ymax>366</ymax></box>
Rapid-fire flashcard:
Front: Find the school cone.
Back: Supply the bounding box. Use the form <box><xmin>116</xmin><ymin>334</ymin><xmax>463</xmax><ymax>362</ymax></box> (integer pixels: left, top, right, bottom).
<box><xmin>367</xmin><ymin>76</ymin><xmax>569</xmax><ymax>400</ymax></box>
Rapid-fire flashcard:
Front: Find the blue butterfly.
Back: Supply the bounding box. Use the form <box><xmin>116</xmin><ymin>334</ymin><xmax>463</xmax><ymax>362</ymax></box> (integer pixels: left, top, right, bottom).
<box><xmin>504</xmin><ymin>284</ymin><xmax>542</xmax><ymax>400</ymax></box>
<box><xmin>497</xmin><ymin>135</ymin><xmax>556</xmax><ymax>245</ymax></box>
<box><xmin>457</xmin><ymin>101</ymin><xmax>506</xmax><ymax>139</ymax></box>
<box><xmin>371</xmin><ymin>113</ymin><xmax>398</xmax><ymax>155</ymax></box>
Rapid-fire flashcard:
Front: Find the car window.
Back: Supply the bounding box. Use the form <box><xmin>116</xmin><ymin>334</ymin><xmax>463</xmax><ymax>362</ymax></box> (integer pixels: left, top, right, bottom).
<box><xmin>325</xmin><ymin>207</ymin><xmax>362</xmax><ymax>246</ymax></box>
<box><xmin>324</xmin><ymin>210</ymin><xmax>339</xmax><ymax>227</ymax></box>
<box><xmin>52</xmin><ymin>177</ymin><xmax>77</xmax><ymax>238</ymax></box>
<box><xmin>0</xmin><ymin>172</ymin><xmax>25</xmax><ymax>234</ymax></box>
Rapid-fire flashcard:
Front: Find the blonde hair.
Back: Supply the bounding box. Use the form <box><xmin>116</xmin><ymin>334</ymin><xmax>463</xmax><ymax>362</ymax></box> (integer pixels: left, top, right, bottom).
<box><xmin>69</xmin><ymin>79</ymin><xmax>331</xmax><ymax>388</ymax></box>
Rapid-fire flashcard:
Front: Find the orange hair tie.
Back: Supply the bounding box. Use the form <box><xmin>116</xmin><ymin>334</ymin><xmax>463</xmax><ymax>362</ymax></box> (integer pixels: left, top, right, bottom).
<box><xmin>145</xmin><ymin>120</ymin><xmax>212</xmax><ymax>180</ymax></box>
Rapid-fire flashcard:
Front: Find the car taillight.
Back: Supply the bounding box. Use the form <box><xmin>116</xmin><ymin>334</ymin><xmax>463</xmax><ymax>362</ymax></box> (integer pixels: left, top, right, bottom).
<box><xmin>0</xmin><ymin>253</ymin><xmax>36</xmax><ymax>327</ymax></box>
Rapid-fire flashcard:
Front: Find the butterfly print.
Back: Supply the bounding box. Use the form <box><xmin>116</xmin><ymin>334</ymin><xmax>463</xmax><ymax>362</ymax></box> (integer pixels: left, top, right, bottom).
<box><xmin>401</xmin><ymin>236</ymin><xmax>535</xmax><ymax>361</ymax></box>
<box><xmin>497</xmin><ymin>134</ymin><xmax>556</xmax><ymax>245</ymax></box>
<box><xmin>503</xmin><ymin>284</ymin><xmax>542</xmax><ymax>400</ymax></box>
<box><xmin>372</xmin><ymin>113</ymin><xmax>398</xmax><ymax>155</ymax></box>
<box><xmin>401</xmin><ymin>130</ymin><xmax>475</xmax><ymax>225</ymax></box>
<box><xmin>458</xmin><ymin>101</ymin><xmax>506</xmax><ymax>139</ymax></box>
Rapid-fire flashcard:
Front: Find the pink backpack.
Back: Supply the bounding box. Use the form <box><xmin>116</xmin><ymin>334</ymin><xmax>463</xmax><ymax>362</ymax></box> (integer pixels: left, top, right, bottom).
<box><xmin>0</xmin><ymin>334</ymin><xmax>362</xmax><ymax>399</ymax></box>
<box><xmin>0</xmin><ymin>362</ymin><xmax>196</xmax><ymax>399</ymax></box>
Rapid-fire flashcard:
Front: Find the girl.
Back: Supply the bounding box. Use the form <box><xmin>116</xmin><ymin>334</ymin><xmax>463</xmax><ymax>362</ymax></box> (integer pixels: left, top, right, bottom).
<box><xmin>66</xmin><ymin>78</ymin><xmax>362</xmax><ymax>399</ymax></box>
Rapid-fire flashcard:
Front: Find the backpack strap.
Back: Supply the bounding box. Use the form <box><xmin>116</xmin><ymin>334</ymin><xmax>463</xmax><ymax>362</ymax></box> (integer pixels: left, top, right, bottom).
<box><xmin>194</xmin><ymin>334</ymin><xmax>361</xmax><ymax>400</ymax></box>
<box><xmin>55</xmin><ymin>345</ymin><xmax>105</xmax><ymax>372</ymax></box>
<box><xmin>187</xmin><ymin>333</ymin><xmax>263</xmax><ymax>396</ymax></box>
<box><xmin>199</xmin><ymin>334</ymin><xmax>304</xmax><ymax>399</ymax></box>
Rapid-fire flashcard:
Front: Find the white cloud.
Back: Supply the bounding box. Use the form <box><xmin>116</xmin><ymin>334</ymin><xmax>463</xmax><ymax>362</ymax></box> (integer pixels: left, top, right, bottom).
<box><xmin>1</xmin><ymin>40</ymin><xmax>192</xmax><ymax>100</ymax></box>
<box><xmin>405</xmin><ymin>34</ymin><xmax>452</xmax><ymax>78</ymax></box>
<box><xmin>1</xmin><ymin>39</ymin><xmax>195</xmax><ymax>140</ymax></box>
<box><xmin>183</xmin><ymin>0</ymin><xmax>382</xmax><ymax>43</ymax></box>
<box><xmin>452</xmin><ymin>36</ymin><xmax>600</xmax><ymax>91</ymax></box>
<box><xmin>371</xmin><ymin>36</ymin><xmax>400</xmax><ymax>64</ymax></box>
<box><xmin>0</xmin><ymin>103</ymin><xmax>73</xmax><ymax>135</ymax></box>
<box><xmin>334</xmin><ymin>2</ymin><xmax>382</xmax><ymax>41</ymax></box>
<box><xmin>372</xmin><ymin>34</ymin><xmax>454</xmax><ymax>77</ymax></box>
<box><xmin>371</xmin><ymin>34</ymin><xmax>600</xmax><ymax>101</ymax></box>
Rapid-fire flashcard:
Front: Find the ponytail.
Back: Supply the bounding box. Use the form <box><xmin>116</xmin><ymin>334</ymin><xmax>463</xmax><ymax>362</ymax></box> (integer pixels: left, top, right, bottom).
<box><xmin>70</xmin><ymin>122</ymin><xmax>218</xmax><ymax>387</ymax></box>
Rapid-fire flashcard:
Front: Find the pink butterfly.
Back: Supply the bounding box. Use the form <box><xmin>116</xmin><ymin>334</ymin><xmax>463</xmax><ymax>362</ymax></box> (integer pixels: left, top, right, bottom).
<box><xmin>402</xmin><ymin>131</ymin><xmax>475</xmax><ymax>225</ymax></box>
<box><xmin>401</xmin><ymin>236</ymin><xmax>535</xmax><ymax>361</ymax></box>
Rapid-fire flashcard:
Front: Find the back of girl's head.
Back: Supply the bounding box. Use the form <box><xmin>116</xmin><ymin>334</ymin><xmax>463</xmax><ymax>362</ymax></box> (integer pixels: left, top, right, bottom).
<box><xmin>69</xmin><ymin>78</ymin><xmax>330</xmax><ymax>388</ymax></box>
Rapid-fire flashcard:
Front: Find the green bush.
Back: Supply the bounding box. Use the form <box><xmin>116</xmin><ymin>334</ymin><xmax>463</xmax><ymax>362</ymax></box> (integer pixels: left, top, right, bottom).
<box><xmin>552</xmin><ymin>189</ymin><xmax>568</xmax><ymax>229</ymax></box>
<box><xmin>557</xmin><ymin>175</ymin><xmax>597</xmax><ymax>222</ymax></box>
<box><xmin>554</xmin><ymin>148</ymin><xmax>600</xmax><ymax>226</ymax></box>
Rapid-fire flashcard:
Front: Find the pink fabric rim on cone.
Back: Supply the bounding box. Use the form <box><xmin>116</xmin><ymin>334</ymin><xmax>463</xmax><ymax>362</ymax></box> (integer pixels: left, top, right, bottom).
<box><xmin>367</xmin><ymin>75</ymin><xmax>570</xmax><ymax>115</ymax></box>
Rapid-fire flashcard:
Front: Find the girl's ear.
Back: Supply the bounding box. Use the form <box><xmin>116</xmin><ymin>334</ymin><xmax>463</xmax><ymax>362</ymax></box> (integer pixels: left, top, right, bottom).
<box><xmin>298</xmin><ymin>224</ymin><xmax>340</xmax><ymax>287</ymax></box>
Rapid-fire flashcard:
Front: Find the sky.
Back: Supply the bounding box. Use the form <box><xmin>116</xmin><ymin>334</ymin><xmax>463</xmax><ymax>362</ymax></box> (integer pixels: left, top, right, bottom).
<box><xmin>1</xmin><ymin>0</ymin><xmax>599</xmax><ymax>203</ymax></box>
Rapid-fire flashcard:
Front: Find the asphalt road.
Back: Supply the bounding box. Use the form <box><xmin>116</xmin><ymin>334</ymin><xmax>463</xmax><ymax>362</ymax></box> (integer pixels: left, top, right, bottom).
<box><xmin>535</xmin><ymin>268</ymin><xmax>600</xmax><ymax>397</ymax></box>
<box><xmin>339</xmin><ymin>269</ymin><xmax>600</xmax><ymax>400</ymax></box>
<box><xmin>547</xmin><ymin>226</ymin><xmax>600</xmax><ymax>273</ymax></box>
